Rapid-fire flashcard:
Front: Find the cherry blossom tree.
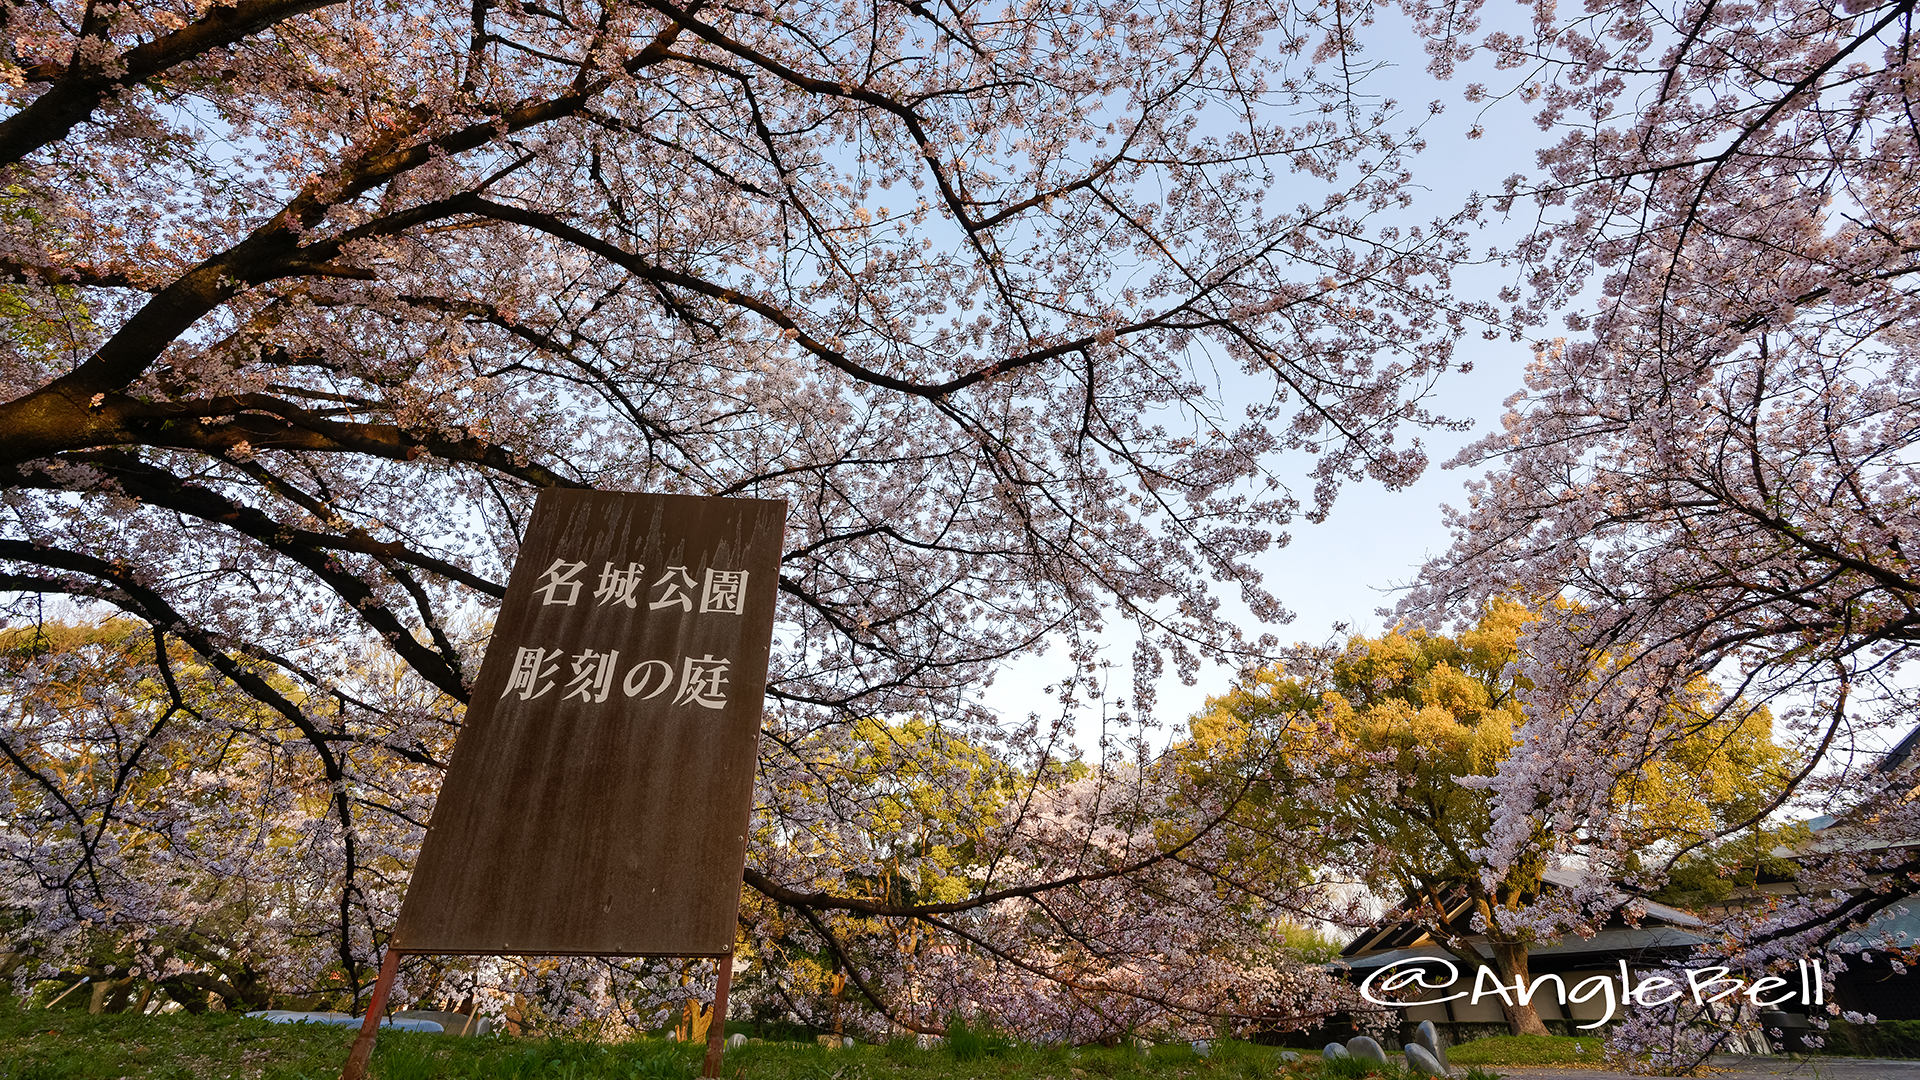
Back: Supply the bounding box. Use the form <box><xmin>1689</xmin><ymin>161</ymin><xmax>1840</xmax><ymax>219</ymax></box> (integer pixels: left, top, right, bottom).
<box><xmin>0</xmin><ymin>616</ymin><xmax>1360</xmax><ymax>1034</ymax></box>
<box><xmin>0</xmin><ymin>618</ymin><xmax>458</xmax><ymax>1013</ymax></box>
<box><xmin>1188</xmin><ymin>601</ymin><xmax>1792</xmax><ymax>1037</ymax></box>
<box><xmin>0</xmin><ymin>0</ymin><xmax>1490</xmax><ymax>1029</ymax></box>
<box><xmin>738</xmin><ymin>726</ymin><xmax>1365</xmax><ymax>1042</ymax></box>
<box><xmin>1398</xmin><ymin>0</ymin><xmax>1920</xmax><ymax>1039</ymax></box>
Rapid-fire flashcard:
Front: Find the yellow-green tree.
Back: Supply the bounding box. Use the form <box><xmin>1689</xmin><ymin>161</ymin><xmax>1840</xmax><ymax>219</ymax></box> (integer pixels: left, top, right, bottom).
<box><xmin>1185</xmin><ymin>601</ymin><xmax>1794</xmax><ymax>1036</ymax></box>
<box><xmin>738</xmin><ymin>716</ymin><xmax>1043</xmax><ymax>1031</ymax></box>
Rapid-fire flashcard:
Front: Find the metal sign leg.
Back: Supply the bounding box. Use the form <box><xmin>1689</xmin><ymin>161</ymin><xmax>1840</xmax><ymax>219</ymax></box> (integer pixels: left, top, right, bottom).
<box><xmin>701</xmin><ymin>958</ymin><xmax>734</xmax><ymax>1079</ymax></box>
<box><xmin>342</xmin><ymin>948</ymin><xmax>403</xmax><ymax>1080</ymax></box>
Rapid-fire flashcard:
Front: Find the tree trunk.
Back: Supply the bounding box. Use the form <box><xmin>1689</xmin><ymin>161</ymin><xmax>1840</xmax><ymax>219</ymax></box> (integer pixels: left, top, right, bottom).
<box><xmin>89</xmin><ymin>975</ymin><xmax>136</xmax><ymax>1014</ymax></box>
<box><xmin>158</xmin><ymin>976</ymin><xmax>210</xmax><ymax>1013</ymax></box>
<box><xmin>1489</xmin><ymin>942</ymin><xmax>1552</xmax><ymax>1036</ymax></box>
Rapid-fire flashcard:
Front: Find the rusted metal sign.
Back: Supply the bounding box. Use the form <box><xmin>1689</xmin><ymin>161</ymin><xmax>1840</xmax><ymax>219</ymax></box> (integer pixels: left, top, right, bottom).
<box><xmin>391</xmin><ymin>490</ymin><xmax>786</xmax><ymax>957</ymax></box>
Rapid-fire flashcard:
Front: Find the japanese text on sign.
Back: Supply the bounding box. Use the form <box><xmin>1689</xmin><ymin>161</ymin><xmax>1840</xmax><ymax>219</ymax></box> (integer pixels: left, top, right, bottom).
<box><xmin>501</xmin><ymin>648</ymin><xmax>732</xmax><ymax>709</ymax></box>
<box><xmin>536</xmin><ymin>560</ymin><xmax>748</xmax><ymax>614</ymax></box>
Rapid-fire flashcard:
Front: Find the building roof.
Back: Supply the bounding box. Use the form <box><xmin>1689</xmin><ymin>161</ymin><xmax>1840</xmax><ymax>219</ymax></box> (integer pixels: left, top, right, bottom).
<box><xmin>1339</xmin><ymin>866</ymin><xmax>1704</xmax><ymax>967</ymax></box>
<box><xmin>1340</xmin><ymin>926</ymin><xmax>1710</xmax><ymax>971</ymax></box>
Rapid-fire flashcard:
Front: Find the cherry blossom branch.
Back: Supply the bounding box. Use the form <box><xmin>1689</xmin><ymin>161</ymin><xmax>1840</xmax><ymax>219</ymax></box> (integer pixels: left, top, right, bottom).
<box><xmin>0</xmin><ymin>0</ymin><xmax>345</xmax><ymax>165</ymax></box>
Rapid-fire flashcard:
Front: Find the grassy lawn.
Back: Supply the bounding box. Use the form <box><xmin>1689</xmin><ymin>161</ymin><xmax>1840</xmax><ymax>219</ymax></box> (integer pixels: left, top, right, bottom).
<box><xmin>0</xmin><ymin>1005</ymin><xmax>349</xmax><ymax>1080</ymax></box>
<box><xmin>0</xmin><ymin>1006</ymin><xmax>1359</xmax><ymax>1080</ymax></box>
<box><xmin>1447</xmin><ymin>1035</ymin><xmax>1605</xmax><ymax>1068</ymax></box>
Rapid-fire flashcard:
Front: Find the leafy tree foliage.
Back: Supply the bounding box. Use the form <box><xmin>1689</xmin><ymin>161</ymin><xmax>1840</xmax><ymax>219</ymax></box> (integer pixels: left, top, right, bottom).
<box><xmin>1187</xmin><ymin>602</ymin><xmax>1794</xmax><ymax>1035</ymax></box>
<box><xmin>1647</xmin><ymin>826</ymin><xmax>1809</xmax><ymax>913</ymax></box>
<box><xmin>742</xmin><ymin>716</ymin><xmax>1361</xmax><ymax>1042</ymax></box>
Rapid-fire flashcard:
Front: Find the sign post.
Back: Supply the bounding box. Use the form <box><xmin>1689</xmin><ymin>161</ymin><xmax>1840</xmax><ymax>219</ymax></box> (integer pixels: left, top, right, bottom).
<box><xmin>343</xmin><ymin>491</ymin><xmax>786</xmax><ymax>1080</ymax></box>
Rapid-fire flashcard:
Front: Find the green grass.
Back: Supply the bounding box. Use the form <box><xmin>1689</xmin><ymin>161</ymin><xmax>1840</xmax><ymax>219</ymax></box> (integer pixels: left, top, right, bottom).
<box><xmin>0</xmin><ymin>1004</ymin><xmax>1306</xmax><ymax>1080</ymax></box>
<box><xmin>939</xmin><ymin>1014</ymin><xmax>1015</xmax><ymax>1062</ymax></box>
<box><xmin>0</xmin><ymin>1004</ymin><xmax>351</xmax><ymax>1080</ymax></box>
<box><xmin>1446</xmin><ymin>1034</ymin><xmax>1604</xmax><ymax>1067</ymax></box>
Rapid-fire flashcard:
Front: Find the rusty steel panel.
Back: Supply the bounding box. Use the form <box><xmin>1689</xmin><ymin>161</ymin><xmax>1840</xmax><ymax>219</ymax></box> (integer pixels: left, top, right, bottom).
<box><xmin>391</xmin><ymin>491</ymin><xmax>786</xmax><ymax>957</ymax></box>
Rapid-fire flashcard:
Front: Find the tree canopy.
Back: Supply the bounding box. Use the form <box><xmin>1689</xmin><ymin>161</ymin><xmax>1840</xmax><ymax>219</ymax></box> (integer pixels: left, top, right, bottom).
<box><xmin>1187</xmin><ymin>602</ymin><xmax>1796</xmax><ymax>1035</ymax></box>
<box><xmin>1397</xmin><ymin>0</ymin><xmax>1920</xmax><ymax>979</ymax></box>
<box><xmin>4</xmin><ymin>0</ymin><xmax>1915</xmax><ymax>1041</ymax></box>
<box><xmin>1</xmin><ymin>0</ymin><xmax>1492</xmax><ymax>1028</ymax></box>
